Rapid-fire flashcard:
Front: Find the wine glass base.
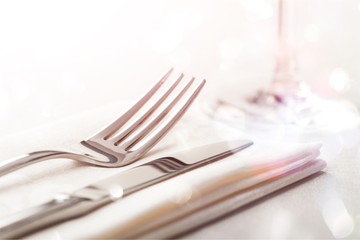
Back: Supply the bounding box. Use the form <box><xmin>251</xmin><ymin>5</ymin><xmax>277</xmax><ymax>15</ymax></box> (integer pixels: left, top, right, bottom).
<box><xmin>204</xmin><ymin>95</ymin><xmax>360</xmax><ymax>140</ymax></box>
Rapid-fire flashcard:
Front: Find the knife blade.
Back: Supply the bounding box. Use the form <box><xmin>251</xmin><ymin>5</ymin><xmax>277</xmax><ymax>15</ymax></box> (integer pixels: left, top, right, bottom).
<box><xmin>0</xmin><ymin>139</ymin><xmax>253</xmax><ymax>239</ymax></box>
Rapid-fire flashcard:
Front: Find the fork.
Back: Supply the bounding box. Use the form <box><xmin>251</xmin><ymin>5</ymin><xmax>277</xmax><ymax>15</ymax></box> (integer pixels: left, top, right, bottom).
<box><xmin>0</xmin><ymin>68</ymin><xmax>206</xmax><ymax>177</ymax></box>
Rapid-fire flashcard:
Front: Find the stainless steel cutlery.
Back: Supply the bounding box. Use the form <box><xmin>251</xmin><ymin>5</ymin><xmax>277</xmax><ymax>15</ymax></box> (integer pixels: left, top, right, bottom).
<box><xmin>0</xmin><ymin>139</ymin><xmax>253</xmax><ymax>239</ymax></box>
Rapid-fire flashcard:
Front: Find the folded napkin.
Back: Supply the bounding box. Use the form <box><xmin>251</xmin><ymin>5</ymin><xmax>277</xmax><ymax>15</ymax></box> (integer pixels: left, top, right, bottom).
<box><xmin>0</xmin><ymin>102</ymin><xmax>325</xmax><ymax>239</ymax></box>
<box><xmin>23</xmin><ymin>140</ymin><xmax>323</xmax><ymax>239</ymax></box>
<box><xmin>136</xmin><ymin>159</ymin><xmax>326</xmax><ymax>239</ymax></box>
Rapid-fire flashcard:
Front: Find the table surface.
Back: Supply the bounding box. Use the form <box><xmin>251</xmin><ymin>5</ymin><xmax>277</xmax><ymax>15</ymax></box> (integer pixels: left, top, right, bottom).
<box><xmin>1</xmin><ymin>1</ymin><xmax>360</xmax><ymax>238</ymax></box>
<box><xmin>0</xmin><ymin>99</ymin><xmax>359</xmax><ymax>239</ymax></box>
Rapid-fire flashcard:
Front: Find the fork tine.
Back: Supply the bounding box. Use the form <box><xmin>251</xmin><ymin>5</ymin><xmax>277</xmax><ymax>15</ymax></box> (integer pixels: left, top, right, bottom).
<box><xmin>117</xmin><ymin>77</ymin><xmax>195</xmax><ymax>148</ymax></box>
<box><xmin>92</xmin><ymin>68</ymin><xmax>174</xmax><ymax>140</ymax></box>
<box><xmin>124</xmin><ymin>78</ymin><xmax>206</xmax><ymax>155</ymax></box>
<box><xmin>108</xmin><ymin>72</ymin><xmax>184</xmax><ymax>144</ymax></box>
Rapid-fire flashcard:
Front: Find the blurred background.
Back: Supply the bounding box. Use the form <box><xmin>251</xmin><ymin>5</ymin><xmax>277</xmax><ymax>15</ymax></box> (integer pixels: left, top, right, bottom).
<box><xmin>0</xmin><ymin>0</ymin><xmax>360</xmax><ymax>136</ymax></box>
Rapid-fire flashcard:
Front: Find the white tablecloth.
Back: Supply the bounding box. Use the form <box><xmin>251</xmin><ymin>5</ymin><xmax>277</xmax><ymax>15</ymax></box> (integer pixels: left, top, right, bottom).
<box><xmin>1</xmin><ymin>1</ymin><xmax>360</xmax><ymax>237</ymax></box>
<box><xmin>0</xmin><ymin>100</ymin><xmax>358</xmax><ymax>239</ymax></box>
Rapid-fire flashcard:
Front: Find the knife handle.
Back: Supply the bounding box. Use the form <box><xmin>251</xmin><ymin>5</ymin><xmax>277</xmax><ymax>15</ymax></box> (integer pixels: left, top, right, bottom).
<box><xmin>0</xmin><ymin>187</ymin><xmax>112</xmax><ymax>239</ymax></box>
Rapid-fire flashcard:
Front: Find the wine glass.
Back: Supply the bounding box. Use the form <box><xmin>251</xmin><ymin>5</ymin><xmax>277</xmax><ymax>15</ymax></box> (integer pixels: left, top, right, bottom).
<box><xmin>206</xmin><ymin>0</ymin><xmax>359</xmax><ymax>137</ymax></box>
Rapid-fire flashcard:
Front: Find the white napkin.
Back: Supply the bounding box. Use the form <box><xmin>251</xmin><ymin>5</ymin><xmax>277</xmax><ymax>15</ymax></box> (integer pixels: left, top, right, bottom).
<box><xmin>137</xmin><ymin>159</ymin><xmax>326</xmax><ymax>239</ymax></box>
<box><xmin>20</xmin><ymin>142</ymin><xmax>322</xmax><ymax>239</ymax></box>
<box><xmin>0</xmin><ymin>102</ymin><xmax>325</xmax><ymax>239</ymax></box>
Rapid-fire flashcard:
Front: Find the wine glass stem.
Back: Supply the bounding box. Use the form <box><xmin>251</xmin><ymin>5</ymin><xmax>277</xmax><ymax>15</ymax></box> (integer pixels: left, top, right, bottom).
<box><xmin>276</xmin><ymin>0</ymin><xmax>290</xmax><ymax>78</ymax></box>
<box><xmin>278</xmin><ymin>0</ymin><xmax>284</xmax><ymax>46</ymax></box>
<box><xmin>272</xmin><ymin>0</ymin><xmax>302</xmax><ymax>94</ymax></box>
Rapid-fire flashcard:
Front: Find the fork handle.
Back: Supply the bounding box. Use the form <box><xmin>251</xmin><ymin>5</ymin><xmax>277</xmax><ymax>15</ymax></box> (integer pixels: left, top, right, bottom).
<box><xmin>0</xmin><ymin>151</ymin><xmax>71</xmax><ymax>177</ymax></box>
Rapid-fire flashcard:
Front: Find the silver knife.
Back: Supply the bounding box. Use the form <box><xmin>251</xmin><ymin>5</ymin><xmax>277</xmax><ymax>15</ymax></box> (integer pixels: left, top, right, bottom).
<box><xmin>0</xmin><ymin>139</ymin><xmax>253</xmax><ymax>239</ymax></box>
